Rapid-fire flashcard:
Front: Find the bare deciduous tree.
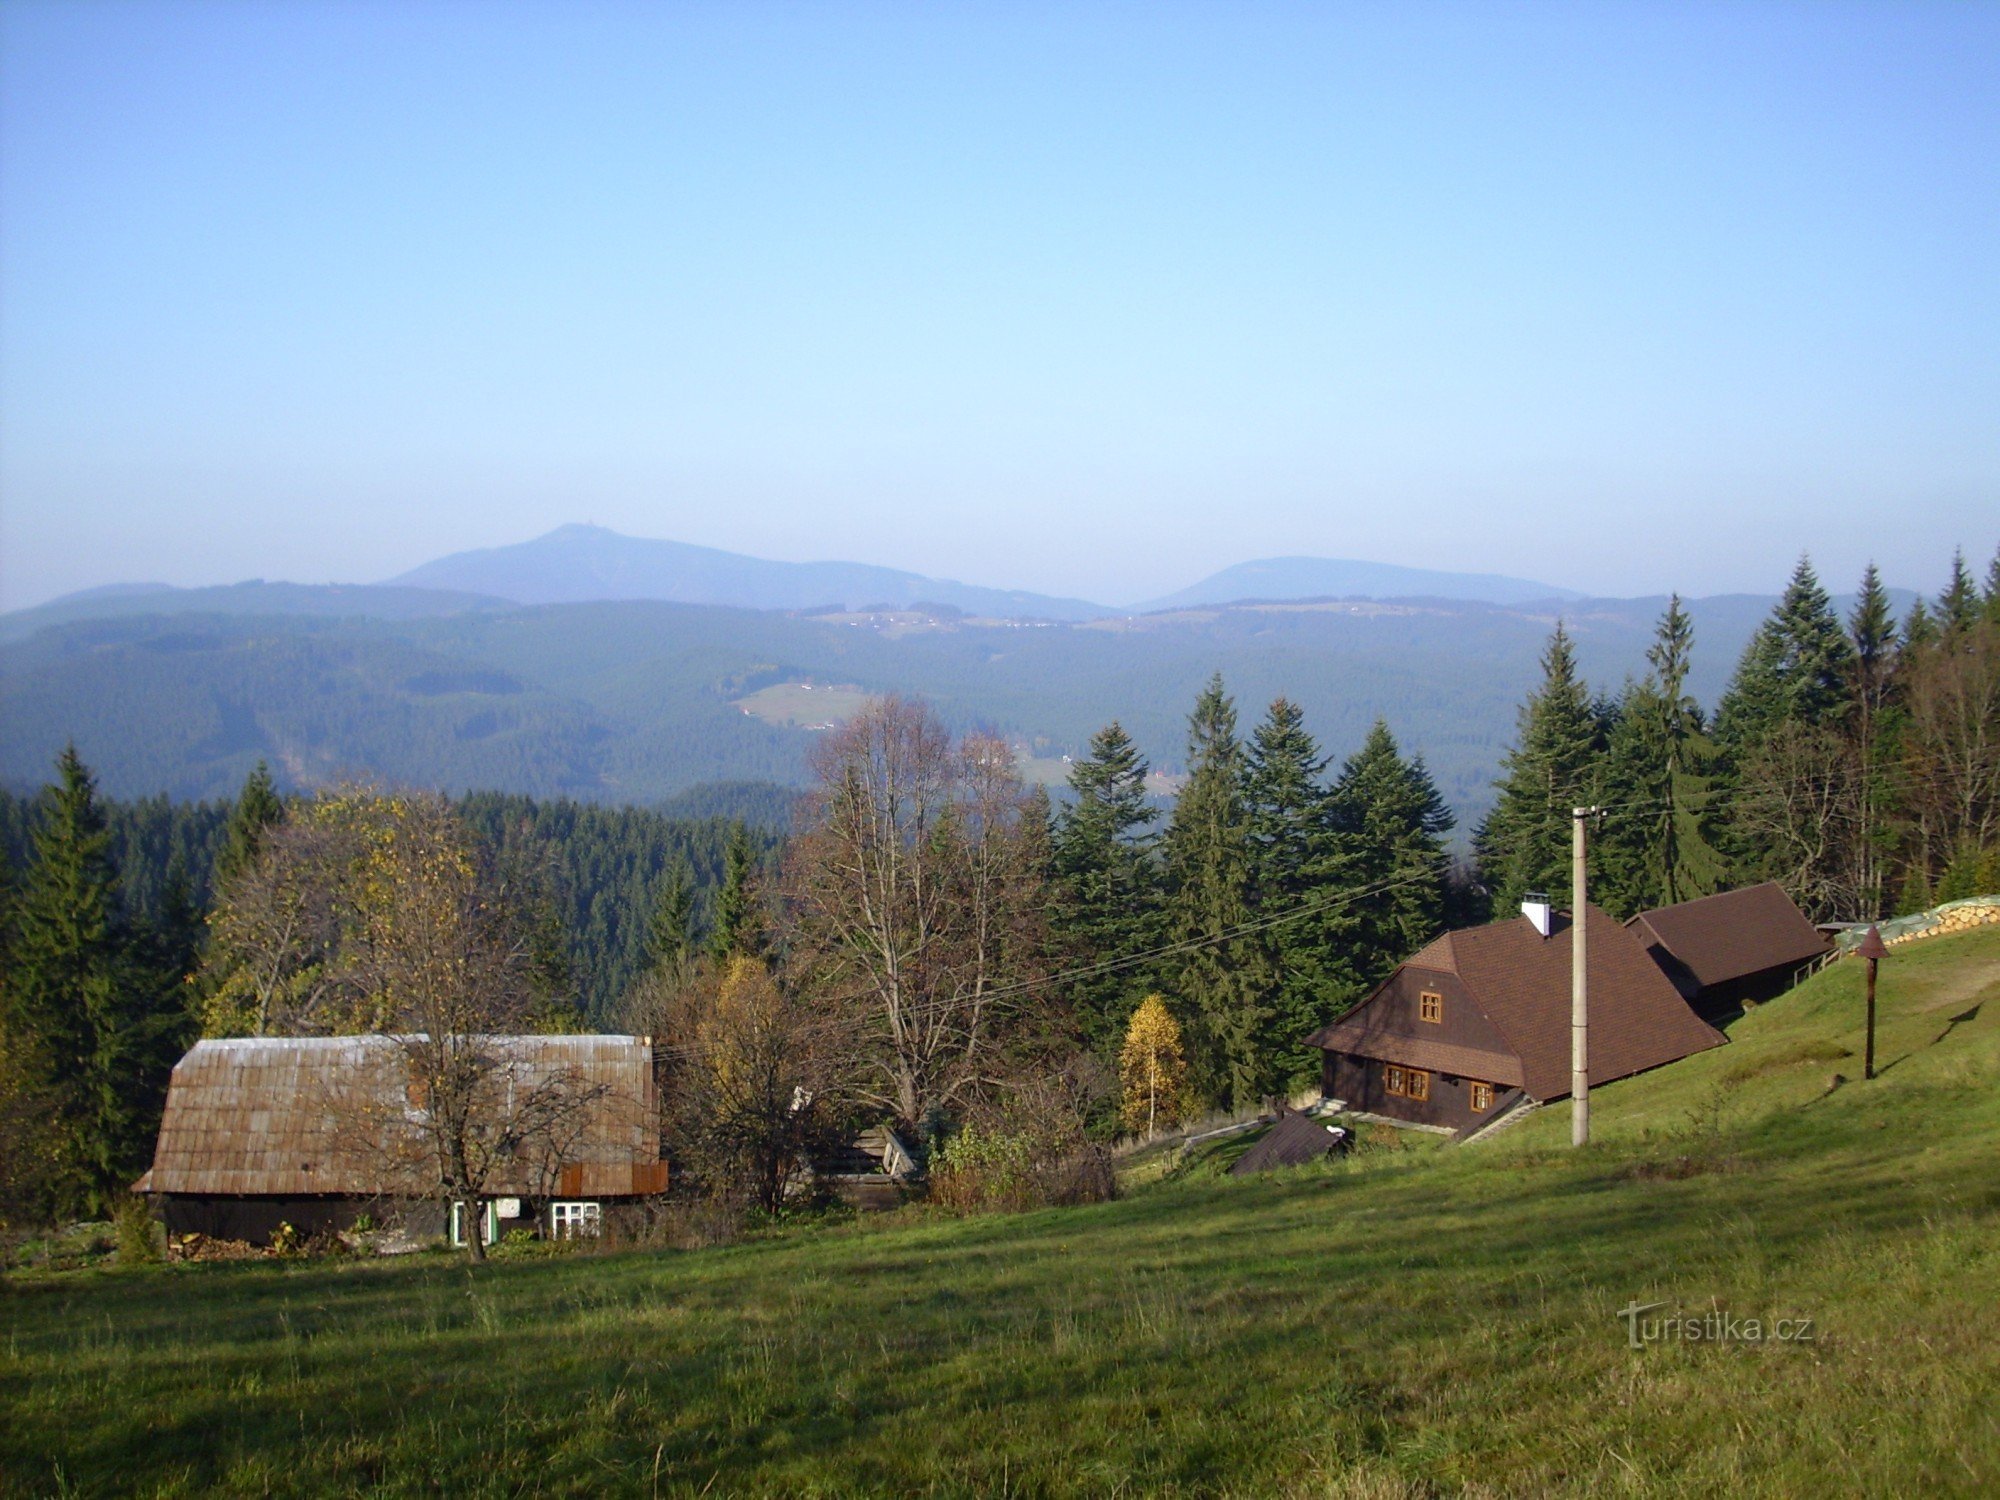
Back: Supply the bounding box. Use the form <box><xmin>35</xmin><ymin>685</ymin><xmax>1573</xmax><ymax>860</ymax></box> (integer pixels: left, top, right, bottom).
<box><xmin>783</xmin><ymin>697</ymin><xmax>1051</xmax><ymax>1128</ymax></box>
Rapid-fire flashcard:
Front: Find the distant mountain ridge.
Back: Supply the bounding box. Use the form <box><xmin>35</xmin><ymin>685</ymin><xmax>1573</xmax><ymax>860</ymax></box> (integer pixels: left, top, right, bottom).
<box><xmin>388</xmin><ymin>524</ymin><xmax>1111</xmax><ymax>621</ymax></box>
<box><xmin>1134</xmin><ymin>556</ymin><xmax>1582</xmax><ymax>612</ymax></box>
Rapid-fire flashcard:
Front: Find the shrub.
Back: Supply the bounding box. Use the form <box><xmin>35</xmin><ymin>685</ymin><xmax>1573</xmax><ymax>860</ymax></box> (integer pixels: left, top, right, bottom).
<box><xmin>114</xmin><ymin>1201</ymin><xmax>161</xmax><ymax>1266</ymax></box>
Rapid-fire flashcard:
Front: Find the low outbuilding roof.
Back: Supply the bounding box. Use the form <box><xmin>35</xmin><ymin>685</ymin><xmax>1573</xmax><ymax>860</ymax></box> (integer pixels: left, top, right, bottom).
<box><xmin>143</xmin><ymin>1035</ymin><xmax>662</xmax><ymax>1199</ymax></box>
<box><xmin>1228</xmin><ymin>1111</ymin><xmax>1349</xmax><ymax>1175</ymax></box>
<box><xmin>1628</xmin><ymin>882</ymin><xmax>1830</xmax><ymax>995</ymax></box>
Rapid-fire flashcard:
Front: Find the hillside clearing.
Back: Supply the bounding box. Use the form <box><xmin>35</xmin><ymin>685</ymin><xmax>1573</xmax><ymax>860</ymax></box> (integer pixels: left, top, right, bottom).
<box><xmin>4</xmin><ymin>930</ymin><xmax>1997</xmax><ymax>1497</ymax></box>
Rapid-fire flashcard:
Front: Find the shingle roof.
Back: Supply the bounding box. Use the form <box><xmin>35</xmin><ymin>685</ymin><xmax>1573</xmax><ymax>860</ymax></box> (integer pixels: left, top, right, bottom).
<box><xmin>1441</xmin><ymin>906</ymin><xmax>1725</xmax><ymax>1099</ymax></box>
<box><xmin>1305</xmin><ymin>1014</ymin><xmax>1525</xmax><ymax>1088</ymax></box>
<box><xmin>144</xmin><ymin>1035</ymin><xmax>661</xmax><ymax>1198</ymax></box>
<box><xmin>1628</xmin><ymin>882</ymin><xmax>1830</xmax><ymax>992</ymax></box>
<box><xmin>1229</xmin><ymin>1112</ymin><xmax>1348</xmax><ymax>1175</ymax></box>
<box><xmin>1312</xmin><ymin>907</ymin><xmax>1725</xmax><ymax>1101</ymax></box>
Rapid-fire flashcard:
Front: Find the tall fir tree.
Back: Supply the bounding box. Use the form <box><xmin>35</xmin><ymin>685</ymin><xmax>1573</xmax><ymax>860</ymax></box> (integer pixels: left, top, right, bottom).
<box><xmin>648</xmin><ymin>858</ymin><xmax>698</xmax><ymax>969</ymax></box>
<box><xmin>1845</xmin><ymin>564</ymin><xmax>1901</xmax><ymax>918</ymax></box>
<box><xmin>1162</xmin><ymin>675</ymin><xmax>1268</xmax><ymax>1110</ymax></box>
<box><xmin>214</xmin><ymin>761</ymin><xmax>284</xmax><ymax>889</ymax></box>
<box><xmin>1241</xmin><ymin>698</ymin><xmax>1341</xmax><ymax>1090</ymax></box>
<box><xmin>1474</xmin><ymin>624</ymin><xmax>1605</xmax><ymax>910</ymax></box>
<box><xmin>1328</xmin><ymin>719</ymin><xmax>1454</xmax><ymax>989</ymax></box>
<box><xmin>1050</xmin><ymin>722</ymin><xmax>1163</xmax><ymax>1056</ymax></box>
<box><xmin>1714</xmin><ymin>555</ymin><xmax>1854</xmax><ymax>748</ymax></box>
<box><xmin>1594</xmin><ymin>597</ymin><xmax>1725</xmax><ymax>915</ymax></box>
<box><xmin>708</xmin><ymin>821</ymin><xmax>764</xmax><ymax>963</ymax></box>
<box><xmin>8</xmin><ymin>748</ymin><xmax>147</xmax><ymax>1216</ymax></box>
<box><xmin>1937</xmin><ymin>547</ymin><xmax>1981</xmax><ymax>634</ymax></box>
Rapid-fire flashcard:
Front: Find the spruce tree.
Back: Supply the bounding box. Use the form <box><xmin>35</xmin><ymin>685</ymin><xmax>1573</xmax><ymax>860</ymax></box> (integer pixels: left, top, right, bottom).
<box><xmin>1162</xmin><ymin>675</ymin><xmax>1267</xmax><ymax>1110</ymax></box>
<box><xmin>9</xmin><ymin>748</ymin><xmax>142</xmax><ymax>1216</ymax></box>
<box><xmin>648</xmin><ymin>858</ymin><xmax>698</xmax><ymax>969</ymax></box>
<box><xmin>1474</xmin><ymin>624</ymin><xmax>1604</xmax><ymax>909</ymax></box>
<box><xmin>1714</xmin><ymin>555</ymin><xmax>1854</xmax><ymax>748</ymax></box>
<box><xmin>1984</xmin><ymin>544</ymin><xmax>2000</xmax><ymax>626</ymax></box>
<box><xmin>1242</xmin><ymin>698</ymin><xmax>1340</xmax><ymax>1089</ymax></box>
<box><xmin>1329</xmin><ymin>719</ymin><xmax>1454</xmax><ymax>988</ymax></box>
<box><xmin>214</xmin><ymin>761</ymin><xmax>284</xmax><ymax>888</ymax></box>
<box><xmin>708</xmin><ymin>822</ymin><xmax>762</xmax><ymax>962</ymax></box>
<box><xmin>1845</xmin><ymin>564</ymin><xmax>1900</xmax><ymax>917</ymax></box>
<box><xmin>1937</xmin><ymin>548</ymin><xmax>1980</xmax><ymax>634</ymax></box>
<box><xmin>1051</xmin><ymin>722</ymin><xmax>1162</xmax><ymax>1056</ymax></box>
<box><xmin>1595</xmin><ymin>599</ymin><xmax>1726</xmax><ymax>915</ymax></box>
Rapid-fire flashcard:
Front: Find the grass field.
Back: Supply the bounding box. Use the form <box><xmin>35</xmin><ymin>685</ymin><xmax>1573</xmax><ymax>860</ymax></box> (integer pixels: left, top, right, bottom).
<box><xmin>730</xmin><ymin>682</ymin><xmax>873</xmax><ymax>730</ymax></box>
<box><xmin>4</xmin><ymin>930</ymin><xmax>1997</xmax><ymax>1496</ymax></box>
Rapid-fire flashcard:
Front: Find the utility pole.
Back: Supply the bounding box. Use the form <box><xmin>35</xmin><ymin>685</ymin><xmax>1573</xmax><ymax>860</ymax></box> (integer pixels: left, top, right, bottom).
<box><xmin>1572</xmin><ymin>805</ymin><xmax>1601</xmax><ymax>1148</ymax></box>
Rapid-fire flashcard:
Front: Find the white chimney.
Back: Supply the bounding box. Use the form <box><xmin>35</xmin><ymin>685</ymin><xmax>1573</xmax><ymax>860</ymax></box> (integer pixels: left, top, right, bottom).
<box><xmin>1521</xmin><ymin>893</ymin><xmax>1553</xmax><ymax>938</ymax></box>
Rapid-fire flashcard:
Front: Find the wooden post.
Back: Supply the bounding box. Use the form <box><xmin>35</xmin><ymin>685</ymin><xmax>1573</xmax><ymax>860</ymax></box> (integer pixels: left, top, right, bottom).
<box><xmin>1856</xmin><ymin>924</ymin><xmax>1888</xmax><ymax>1080</ymax></box>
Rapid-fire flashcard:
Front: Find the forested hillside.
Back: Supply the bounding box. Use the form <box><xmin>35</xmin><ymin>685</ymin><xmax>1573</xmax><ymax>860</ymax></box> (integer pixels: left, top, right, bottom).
<box><xmin>0</xmin><ymin>587</ymin><xmax>1820</xmax><ymax>819</ymax></box>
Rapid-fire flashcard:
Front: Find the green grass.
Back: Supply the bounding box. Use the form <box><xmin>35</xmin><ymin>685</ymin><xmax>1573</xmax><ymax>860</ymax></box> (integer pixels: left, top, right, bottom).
<box><xmin>5</xmin><ymin>931</ymin><xmax>1998</xmax><ymax>1497</ymax></box>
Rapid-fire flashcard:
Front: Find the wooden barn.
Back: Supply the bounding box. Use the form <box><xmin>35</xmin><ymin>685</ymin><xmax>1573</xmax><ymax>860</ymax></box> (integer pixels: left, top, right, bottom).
<box><xmin>1307</xmin><ymin>899</ymin><xmax>1726</xmax><ymax>1135</ymax></box>
<box><xmin>133</xmin><ymin>1035</ymin><xmax>667</xmax><ymax>1248</ymax></box>
<box><xmin>1627</xmin><ymin>882</ymin><xmax>1832</xmax><ymax>1020</ymax></box>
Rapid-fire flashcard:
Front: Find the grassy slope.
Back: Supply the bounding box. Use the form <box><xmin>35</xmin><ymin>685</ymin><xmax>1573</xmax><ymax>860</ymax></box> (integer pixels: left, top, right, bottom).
<box><xmin>4</xmin><ymin>931</ymin><xmax>1997</xmax><ymax>1498</ymax></box>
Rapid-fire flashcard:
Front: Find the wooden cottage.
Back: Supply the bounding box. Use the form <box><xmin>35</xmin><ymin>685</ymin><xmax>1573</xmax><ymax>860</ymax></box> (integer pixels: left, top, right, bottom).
<box><xmin>134</xmin><ymin>1035</ymin><xmax>667</xmax><ymax>1248</ymax></box>
<box><xmin>1307</xmin><ymin>900</ymin><xmax>1725</xmax><ymax>1134</ymax></box>
<box><xmin>1627</xmin><ymin>882</ymin><xmax>1831</xmax><ymax>1020</ymax></box>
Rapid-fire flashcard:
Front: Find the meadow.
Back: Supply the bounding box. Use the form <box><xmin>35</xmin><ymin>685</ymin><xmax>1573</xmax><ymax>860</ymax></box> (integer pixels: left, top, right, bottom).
<box><xmin>4</xmin><ymin>929</ymin><xmax>1997</xmax><ymax>1497</ymax></box>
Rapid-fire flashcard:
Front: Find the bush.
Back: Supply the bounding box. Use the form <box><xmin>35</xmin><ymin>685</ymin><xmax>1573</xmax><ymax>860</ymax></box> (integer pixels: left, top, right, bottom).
<box><xmin>114</xmin><ymin>1201</ymin><xmax>161</xmax><ymax>1266</ymax></box>
<box><xmin>931</xmin><ymin>1126</ymin><xmax>1116</xmax><ymax>1214</ymax></box>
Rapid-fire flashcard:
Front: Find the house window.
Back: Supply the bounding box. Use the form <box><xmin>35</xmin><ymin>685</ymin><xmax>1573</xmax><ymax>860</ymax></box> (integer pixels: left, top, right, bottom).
<box><xmin>1469</xmin><ymin>1081</ymin><xmax>1493</xmax><ymax>1113</ymax></box>
<box><xmin>550</xmin><ymin>1201</ymin><xmax>602</xmax><ymax>1239</ymax></box>
<box><xmin>1384</xmin><ymin>1065</ymin><xmax>1406</xmax><ymax>1097</ymax></box>
<box><xmin>1406</xmin><ymin>1070</ymin><xmax>1431</xmax><ymax>1102</ymax></box>
<box><xmin>1419</xmin><ymin>991</ymin><xmax>1443</xmax><ymax>1024</ymax></box>
<box><xmin>450</xmin><ymin>1200</ymin><xmax>499</xmax><ymax>1247</ymax></box>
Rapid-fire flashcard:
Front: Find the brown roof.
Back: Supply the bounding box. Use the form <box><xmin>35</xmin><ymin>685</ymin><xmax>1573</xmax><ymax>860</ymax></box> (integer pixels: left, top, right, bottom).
<box><xmin>144</xmin><ymin>1035</ymin><xmax>660</xmax><ymax>1199</ymax></box>
<box><xmin>1229</xmin><ymin>1111</ymin><xmax>1349</xmax><ymax>1175</ymax></box>
<box><xmin>1628</xmin><ymin>882</ymin><xmax>1830</xmax><ymax>992</ymax></box>
<box><xmin>1315</xmin><ymin>906</ymin><xmax>1724</xmax><ymax>1101</ymax></box>
<box><xmin>1305</xmin><ymin>1014</ymin><xmax>1525</xmax><ymax>1088</ymax></box>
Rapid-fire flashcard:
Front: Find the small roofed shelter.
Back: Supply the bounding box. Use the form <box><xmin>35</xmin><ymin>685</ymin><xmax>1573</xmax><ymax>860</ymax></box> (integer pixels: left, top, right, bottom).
<box><xmin>1307</xmin><ymin>901</ymin><xmax>1725</xmax><ymax>1135</ymax></box>
<box><xmin>1627</xmin><ymin>882</ymin><xmax>1832</xmax><ymax>1019</ymax></box>
<box><xmin>135</xmin><ymin>1035</ymin><xmax>667</xmax><ymax>1248</ymax></box>
<box><xmin>1228</xmin><ymin>1111</ymin><xmax>1349</xmax><ymax>1175</ymax></box>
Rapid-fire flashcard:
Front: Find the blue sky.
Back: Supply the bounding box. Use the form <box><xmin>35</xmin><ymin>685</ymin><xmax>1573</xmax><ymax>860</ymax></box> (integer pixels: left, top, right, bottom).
<box><xmin>1</xmin><ymin>0</ymin><xmax>1994</xmax><ymax>611</ymax></box>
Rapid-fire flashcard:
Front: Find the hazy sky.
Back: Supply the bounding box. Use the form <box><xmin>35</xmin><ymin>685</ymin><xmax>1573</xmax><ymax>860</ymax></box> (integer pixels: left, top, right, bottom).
<box><xmin>1</xmin><ymin>1</ymin><xmax>1994</xmax><ymax>611</ymax></box>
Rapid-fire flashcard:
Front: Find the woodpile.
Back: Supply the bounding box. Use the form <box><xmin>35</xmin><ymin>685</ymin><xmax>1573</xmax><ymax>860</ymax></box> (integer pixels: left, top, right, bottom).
<box><xmin>1882</xmin><ymin>897</ymin><xmax>2000</xmax><ymax>949</ymax></box>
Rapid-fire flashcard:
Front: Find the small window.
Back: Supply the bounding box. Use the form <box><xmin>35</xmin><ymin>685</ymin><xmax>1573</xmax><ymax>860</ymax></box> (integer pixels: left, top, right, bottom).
<box><xmin>450</xmin><ymin>1200</ymin><xmax>498</xmax><ymax>1247</ymax></box>
<box><xmin>1419</xmin><ymin>991</ymin><xmax>1443</xmax><ymax>1024</ymax></box>
<box><xmin>550</xmin><ymin>1201</ymin><xmax>602</xmax><ymax>1240</ymax></box>
<box><xmin>1406</xmin><ymin>1070</ymin><xmax>1431</xmax><ymax>1102</ymax></box>
<box><xmin>1384</xmin><ymin>1065</ymin><xmax>1406</xmax><ymax>1097</ymax></box>
<box><xmin>1470</xmin><ymin>1081</ymin><xmax>1493</xmax><ymax>1113</ymax></box>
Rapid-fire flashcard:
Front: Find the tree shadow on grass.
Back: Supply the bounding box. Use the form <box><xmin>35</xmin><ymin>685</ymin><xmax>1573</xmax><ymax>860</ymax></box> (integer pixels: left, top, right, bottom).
<box><xmin>1874</xmin><ymin>1002</ymin><xmax>1981</xmax><ymax>1079</ymax></box>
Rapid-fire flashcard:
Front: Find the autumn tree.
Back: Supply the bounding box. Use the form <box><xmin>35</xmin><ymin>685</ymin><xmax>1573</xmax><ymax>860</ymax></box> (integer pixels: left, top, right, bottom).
<box><xmin>1118</xmin><ymin>994</ymin><xmax>1190</xmax><ymax>1137</ymax></box>
<box><xmin>656</xmin><ymin>955</ymin><xmax>841</xmax><ymax>1213</ymax></box>
<box><xmin>784</xmin><ymin>697</ymin><xmax>1050</xmax><ymax>1129</ymax></box>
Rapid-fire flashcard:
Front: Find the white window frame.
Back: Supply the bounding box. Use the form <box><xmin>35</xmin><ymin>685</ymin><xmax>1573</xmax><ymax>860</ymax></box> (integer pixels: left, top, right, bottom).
<box><xmin>550</xmin><ymin>1200</ymin><xmax>602</xmax><ymax>1239</ymax></box>
<box><xmin>450</xmin><ymin>1200</ymin><xmax>499</xmax><ymax>1247</ymax></box>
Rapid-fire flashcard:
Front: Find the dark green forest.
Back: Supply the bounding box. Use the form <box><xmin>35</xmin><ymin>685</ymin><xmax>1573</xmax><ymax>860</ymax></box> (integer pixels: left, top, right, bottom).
<box><xmin>0</xmin><ymin>588</ymin><xmax>1816</xmax><ymax>820</ymax></box>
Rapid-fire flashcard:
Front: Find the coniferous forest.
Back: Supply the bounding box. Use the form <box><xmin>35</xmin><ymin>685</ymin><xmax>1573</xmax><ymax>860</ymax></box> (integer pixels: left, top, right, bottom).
<box><xmin>0</xmin><ymin>547</ymin><xmax>1994</xmax><ymax>1227</ymax></box>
